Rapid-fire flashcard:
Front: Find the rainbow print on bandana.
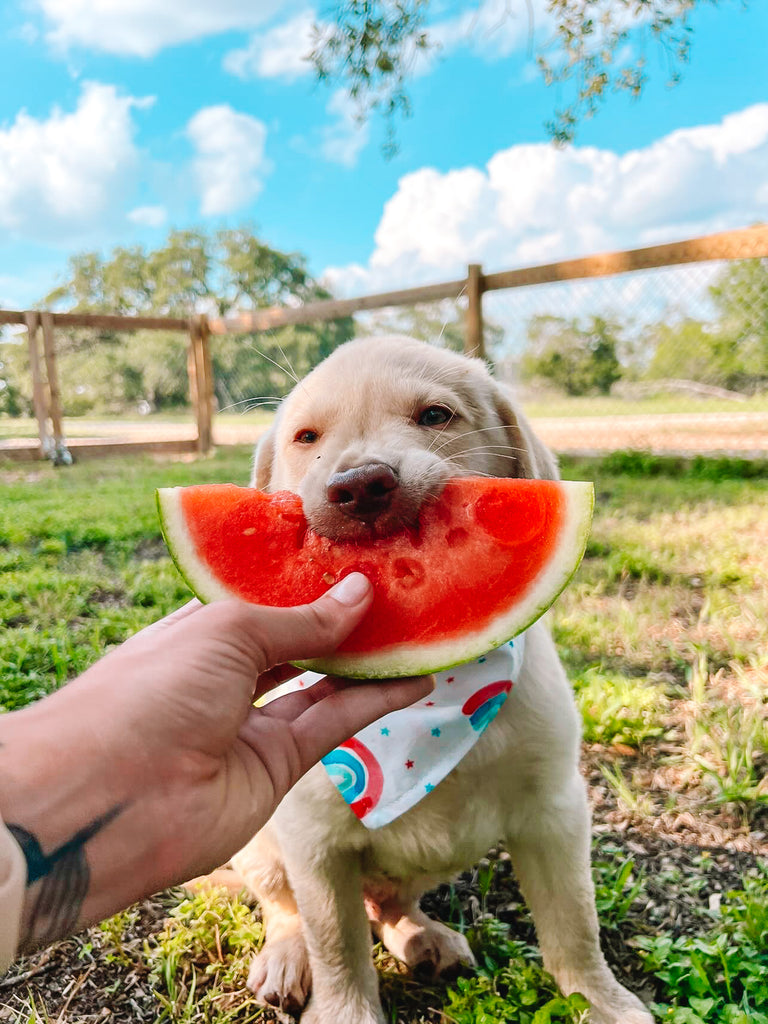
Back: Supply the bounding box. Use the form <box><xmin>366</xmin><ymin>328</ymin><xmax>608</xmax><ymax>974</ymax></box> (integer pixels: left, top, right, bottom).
<box><xmin>322</xmin><ymin>737</ymin><xmax>384</xmax><ymax>820</ymax></box>
<box><xmin>462</xmin><ymin>680</ymin><xmax>513</xmax><ymax>732</ymax></box>
<box><xmin>299</xmin><ymin>638</ymin><xmax>525</xmax><ymax>828</ymax></box>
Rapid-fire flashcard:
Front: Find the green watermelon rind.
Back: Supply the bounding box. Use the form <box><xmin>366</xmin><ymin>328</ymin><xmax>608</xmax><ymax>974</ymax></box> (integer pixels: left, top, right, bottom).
<box><xmin>156</xmin><ymin>481</ymin><xmax>594</xmax><ymax>679</ymax></box>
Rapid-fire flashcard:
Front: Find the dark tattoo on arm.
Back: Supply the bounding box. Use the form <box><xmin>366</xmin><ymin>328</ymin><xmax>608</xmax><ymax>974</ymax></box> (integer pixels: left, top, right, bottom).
<box><xmin>8</xmin><ymin>804</ymin><xmax>123</xmax><ymax>951</ymax></box>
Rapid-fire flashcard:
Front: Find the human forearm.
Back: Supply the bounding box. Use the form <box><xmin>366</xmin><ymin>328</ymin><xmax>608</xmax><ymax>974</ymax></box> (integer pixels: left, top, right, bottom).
<box><xmin>0</xmin><ymin>695</ymin><xmax>184</xmax><ymax>953</ymax></box>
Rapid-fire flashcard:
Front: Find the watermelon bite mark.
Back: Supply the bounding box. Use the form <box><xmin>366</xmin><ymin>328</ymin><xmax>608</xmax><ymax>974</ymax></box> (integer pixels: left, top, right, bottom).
<box><xmin>157</xmin><ymin>478</ymin><xmax>594</xmax><ymax>678</ymax></box>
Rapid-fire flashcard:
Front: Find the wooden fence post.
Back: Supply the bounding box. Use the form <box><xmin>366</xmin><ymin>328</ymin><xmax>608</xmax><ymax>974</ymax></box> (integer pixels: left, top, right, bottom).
<box><xmin>40</xmin><ymin>311</ymin><xmax>71</xmax><ymax>463</ymax></box>
<box><xmin>24</xmin><ymin>311</ymin><xmax>53</xmax><ymax>459</ymax></box>
<box><xmin>188</xmin><ymin>316</ymin><xmax>213</xmax><ymax>455</ymax></box>
<box><xmin>200</xmin><ymin>315</ymin><xmax>214</xmax><ymax>451</ymax></box>
<box><xmin>465</xmin><ymin>263</ymin><xmax>485</xmax><ymax>359</ymax></box>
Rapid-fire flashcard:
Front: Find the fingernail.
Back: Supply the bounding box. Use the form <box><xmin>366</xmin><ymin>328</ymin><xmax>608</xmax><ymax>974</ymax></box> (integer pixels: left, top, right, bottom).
<box><xmin>329</xmin><ymin>572</ymin><xmax>371</xmax><ymax>606</ymax></box>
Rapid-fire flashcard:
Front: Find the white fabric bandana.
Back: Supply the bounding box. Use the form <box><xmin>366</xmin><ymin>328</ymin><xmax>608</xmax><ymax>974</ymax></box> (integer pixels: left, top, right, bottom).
<box><xmin>286</xmin><ymin>635</ymin><xmax>525</xmax><ymax>829</ymax></box>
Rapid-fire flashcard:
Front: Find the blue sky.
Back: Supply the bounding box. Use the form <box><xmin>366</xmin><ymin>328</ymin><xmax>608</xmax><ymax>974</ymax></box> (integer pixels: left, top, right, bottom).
<box><xmin>0</xmin><ymin>0</ymin><xmax>767</xmax><ymax>310</ymax></box>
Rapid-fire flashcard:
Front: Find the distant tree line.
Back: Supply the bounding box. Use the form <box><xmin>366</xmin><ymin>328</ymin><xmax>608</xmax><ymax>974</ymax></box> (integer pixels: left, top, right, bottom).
<box><xmin>520</xmin><ymin>258</ymin><xmax>768</xmax><ymax>395</ymax></box>
<box><xmin>0</xmin><ymin>228</ymin><xmax>354</xmax><ymax>417</ymax></box>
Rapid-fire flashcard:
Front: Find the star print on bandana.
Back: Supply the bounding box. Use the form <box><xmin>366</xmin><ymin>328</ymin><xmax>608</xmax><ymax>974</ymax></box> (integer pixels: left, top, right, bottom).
<box><xmin>286</xmin><ymin>636</ymin><xmax>526</xmax><ymax>829</ymax></box>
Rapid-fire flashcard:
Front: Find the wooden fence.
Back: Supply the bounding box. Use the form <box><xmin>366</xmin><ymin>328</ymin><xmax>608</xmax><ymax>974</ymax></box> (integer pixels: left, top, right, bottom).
<box><xmin>1</xmin><ymin>224</ymin><xmax>767</xmax><ymax>462</ymax></box>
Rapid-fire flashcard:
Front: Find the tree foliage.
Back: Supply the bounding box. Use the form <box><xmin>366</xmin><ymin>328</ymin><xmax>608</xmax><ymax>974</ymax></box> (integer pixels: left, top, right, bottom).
<box><xmin>45</xmin><ymin>228</ymin><xmax>332</xmax><ymax>318</ymax></box>
<box><xmin>310</xmin><ymin>0</ymin><xmax>724</xmax><ymax>150</ymax></box>
<box><xmin>521</xmin><ymin>314</ymin><xmax>622</xmax><ymax>394</ymax></box>
<box><xmin>0</xmin><ymin>228</ymin><xmax>354</xmax><ymax>417</ymax></box>
<box><xmin>636</xmin><ymin>260</ymin><xmax>768</xmax><ymax>391</ymax></box>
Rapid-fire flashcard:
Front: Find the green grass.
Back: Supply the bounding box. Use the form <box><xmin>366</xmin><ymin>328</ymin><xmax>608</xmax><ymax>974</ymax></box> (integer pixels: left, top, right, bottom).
<box><xmin>636</xmin><ymin>877</ymin><xmax>768</xmax><ymax>1023</ymax></box>
<box><xmin>573</xmin><ymin>666</ymin><xmax>669</xmax><ymax>748</ymax></box>
<box><xmin>0</xmin><ymin>448</ymin><xmax>254</xmax><ymax>710</ymax></box>
<box><xmin>1</xmin><ymin>448</ymin><xmax>766</xmax><ymax>1022</ymax></box>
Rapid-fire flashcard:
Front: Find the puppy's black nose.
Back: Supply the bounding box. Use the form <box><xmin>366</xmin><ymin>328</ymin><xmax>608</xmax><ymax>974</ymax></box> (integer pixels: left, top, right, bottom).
<box><xmin>326</xmin><ymin>463</ymin><xmax>399</xmax><ymax>519</ymax></box>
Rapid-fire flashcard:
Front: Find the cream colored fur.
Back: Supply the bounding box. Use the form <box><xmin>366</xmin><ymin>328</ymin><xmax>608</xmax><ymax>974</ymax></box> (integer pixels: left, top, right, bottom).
<box><xmin>231</xmin><ymin>337</ymin><xmax>652</xmax><ymax>1024</ymax></box>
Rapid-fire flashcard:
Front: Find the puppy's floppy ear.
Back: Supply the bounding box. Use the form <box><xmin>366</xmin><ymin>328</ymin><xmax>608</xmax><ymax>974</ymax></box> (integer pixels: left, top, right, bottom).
<box><xmin>491</xmin><ymin>381</ymin><xmax>560</xmax><ymax>482</ymax></box>
<box><xmin>251</xmin><ymin>424</ymin><xmax>276</xmax><ymax>489</ymax></box>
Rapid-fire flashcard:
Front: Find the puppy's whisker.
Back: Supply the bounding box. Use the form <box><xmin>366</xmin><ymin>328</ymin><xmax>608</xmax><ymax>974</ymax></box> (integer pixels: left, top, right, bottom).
<box><xmin>217</xmin><ymin>396</ymin><xmax>283</xmax><ymax>414</ymax></box>
<box><xmin>453</xmin><ymin>444</ymin><xmax>527</xmax><ymax>455</ymax></box>
<box><xmin>429</xmin><ymin>425</ymin><xmax>517</xmax><ymax>458</ymax></box>
<box><xmin>453</xmin><ymin>443</ymin><xmax>527</xmax><ymax>454</ymax></box>
<box><xmin>453</xmin><ymin>449</ymin><xmax>526</xmax><ymax>462</ymax></box>
<box><xmin>245</xmin><ymin>339</ymin><xmax>303</xmax><ymax>389</ymax></box>
<box><xmin>426</xmin><ymin>420</ymin><xmax>493</xmax><ymax>456</ymax></box>
<box><xmin>274</xmin><ymin>340</ymin><xmax>302</xmax><ymax>387</ymax></box>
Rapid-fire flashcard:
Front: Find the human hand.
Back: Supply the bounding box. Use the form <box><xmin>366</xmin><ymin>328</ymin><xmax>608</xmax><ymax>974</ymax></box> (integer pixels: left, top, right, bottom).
<box><xmin>0</xmin><ymin>574</ymin><xmax>432</xmax><ymax>951</ymax></box>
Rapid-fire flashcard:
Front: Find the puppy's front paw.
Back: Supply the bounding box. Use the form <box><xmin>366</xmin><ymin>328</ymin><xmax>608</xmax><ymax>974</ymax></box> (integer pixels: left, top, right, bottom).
<box><xmin>381</xmin><ymin>915</ymin><xmax>476</xmax><ymax>977</ymax></box>
<box><xmin>246</xmin><ymin>933</ymin><xmax>311</xmax><ymax>1015</ymax></box>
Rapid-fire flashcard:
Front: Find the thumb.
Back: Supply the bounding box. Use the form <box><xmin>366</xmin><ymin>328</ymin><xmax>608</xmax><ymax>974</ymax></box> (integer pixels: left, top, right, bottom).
<box><xmin>225</xmin><ymin>572</ymin><xmax>374</xmax><ymax>671</ymax></box>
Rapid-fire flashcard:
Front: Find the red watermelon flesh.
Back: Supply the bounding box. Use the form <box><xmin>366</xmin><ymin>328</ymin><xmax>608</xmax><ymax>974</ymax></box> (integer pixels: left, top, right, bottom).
<box><xmin>157</xmin><ymin>478</ymin><xmax>593</xmax><ymax>678</ymax></box>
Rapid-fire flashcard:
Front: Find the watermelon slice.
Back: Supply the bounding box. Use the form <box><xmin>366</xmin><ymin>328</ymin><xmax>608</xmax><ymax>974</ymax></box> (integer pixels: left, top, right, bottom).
<box><xmin>157</xmin><ymin>478</ymin><xmax>593</xmax><ymax>678</ymax></box>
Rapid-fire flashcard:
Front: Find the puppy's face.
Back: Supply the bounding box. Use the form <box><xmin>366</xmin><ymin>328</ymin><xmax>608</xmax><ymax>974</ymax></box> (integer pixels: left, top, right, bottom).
<box><xmin>254</xmin><ymin>336</ymin><xmax>548</xmax><ymax>541</ymax></box>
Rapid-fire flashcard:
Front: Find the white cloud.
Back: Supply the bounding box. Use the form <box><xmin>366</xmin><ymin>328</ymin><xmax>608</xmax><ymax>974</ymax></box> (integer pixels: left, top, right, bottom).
<box><xmin>321</xmin><ymin>90</ymin><xmax>370</xmax><ymax>167</ymax></box>
<box><xmin>186</xmin><ymin>105</ymin><xmax>269</xmax><ymax>216</ymax></box>
<box><xmin>223</xmin><ymin>9</ymin><xmax>318</xmax><ymax>81</ymax></box>
<box><xmin>34</xmin><ymin>0</ymin><xmax>294</xmax><ymax>57</ymax></box>
<box><xmin>0</xmin><ymin>82</ymin><xmax>150</xmax><ymax>241</ymax></box>
<box><xmin>324</xmin><ymin>103</ymin><xmax>768</xmax><ymax>297</ymax></box>
<box><xmin>128</xmin><ymin>205</ymin><xmax>167</xmax><ymax>228</ymax></box>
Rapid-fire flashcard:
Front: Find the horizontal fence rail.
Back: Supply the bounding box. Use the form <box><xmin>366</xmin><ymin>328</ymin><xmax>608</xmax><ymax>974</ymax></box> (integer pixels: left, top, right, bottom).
<box><xmin>1</xmin><ymin>224</ymin><xmax>767</xmax><ymax>462</ymax></box>
<box><xmin>0</xmin><ymin>311</ymin><xmax>189</xmax><ymax>331</ymax></box>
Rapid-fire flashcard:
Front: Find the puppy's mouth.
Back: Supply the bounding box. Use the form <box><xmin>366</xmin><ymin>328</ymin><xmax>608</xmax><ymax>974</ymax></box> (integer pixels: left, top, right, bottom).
<box><xmin>306</xmin><ymin>466</ymin><xmax>442</xmax><ymax>542</ymax></box>
<box><xmin>307</xmin><ymin>495</ymin><xmax>424</xmax><ymax>542</ymax></box>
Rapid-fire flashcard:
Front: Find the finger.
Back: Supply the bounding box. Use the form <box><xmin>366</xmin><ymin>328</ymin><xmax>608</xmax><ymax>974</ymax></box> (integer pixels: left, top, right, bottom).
<box><xmin>254</xmin><ymin>675</ymin><xmax>351</xmax><ymax>721</ymax></box>
<box><xmin>253</xmin><ymin>663</ymin><xmax>306</xmax><ymax>699</ymax></box>
<box><xmin>124</xmin><ymin>599</ymin><xmax>203</xmax><ymax>645</ymax></box>
<box><xmin>285</xmin><ymin>676</ymin><xmax>435</xmax><ymax>775</ymax></box>
<box><xmin>216</xmin><ymin>573</ymin><xmax>374</xmax><ymax>672</ymax></box>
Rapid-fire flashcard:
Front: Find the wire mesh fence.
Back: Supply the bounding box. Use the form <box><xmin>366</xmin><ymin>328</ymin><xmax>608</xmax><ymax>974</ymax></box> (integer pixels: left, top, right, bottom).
<box><xmin>2</xmin><ymin>228</ymin><xmax>767</xmax><ymax>462</ymax></box>
<box><xmin>484</xmin><ymin>256</ymin><xmax>768</xmax><ymax>456</ymax></box>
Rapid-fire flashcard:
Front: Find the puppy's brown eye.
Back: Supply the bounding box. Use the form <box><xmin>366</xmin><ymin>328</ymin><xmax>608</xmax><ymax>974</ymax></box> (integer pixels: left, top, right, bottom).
<box><xmin>294</xmin><ymin>428</ymin><xmax>319</xmax><ymax>444</ymax></box>
<box><xmin>417</xmin><ymin>406</ymin><xmax>453</xmax><ymax>427</ymax></box>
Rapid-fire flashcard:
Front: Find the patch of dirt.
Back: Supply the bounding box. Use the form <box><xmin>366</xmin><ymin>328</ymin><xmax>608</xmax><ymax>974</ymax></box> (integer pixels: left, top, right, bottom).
<box><xmin>0</xmin><ymin>898</ymin><xmax>168</xmax><ymax>1023</ymax></box>
<box><xmin>532</xmin><ymin>411</ymin><xmax>768</xmax><ymax>456</ymax></box>
<box><xmin>87</xmin><ymin>587</ymin><xmax>126</xmax><ymax>607</ymax></box>
<box><xmin>583</xmin><ymin>742</ymin><xmax>768</xmax><ymax>855</ymax></box>
<box><xmin>133</xmin><ymin>537</ymin><xmax>169</xmax><ymax>561</ymax></box>
<box><xmin>0</xmin><ymin>468</ymin><xmax>46</xmax><ymax>485</ymax></box>
<box><xmin>2</xmin><ymin>615</ymin><xmax>30</xmax><ymax>628</ymax></box>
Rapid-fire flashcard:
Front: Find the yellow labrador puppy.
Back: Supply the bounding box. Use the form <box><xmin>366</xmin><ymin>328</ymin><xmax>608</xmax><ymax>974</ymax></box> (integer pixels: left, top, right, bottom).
<box><xmin>232</xmin><ymin>336</ymin><xmax>651</xmax><ymax>1024</ymax></box>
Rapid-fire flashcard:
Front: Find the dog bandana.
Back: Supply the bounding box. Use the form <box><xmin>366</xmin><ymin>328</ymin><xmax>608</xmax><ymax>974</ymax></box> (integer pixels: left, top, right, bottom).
<box><xmin>285</xmin><ymin>635</ymin><xmax>525</xmax><ymax>829</ymax></box>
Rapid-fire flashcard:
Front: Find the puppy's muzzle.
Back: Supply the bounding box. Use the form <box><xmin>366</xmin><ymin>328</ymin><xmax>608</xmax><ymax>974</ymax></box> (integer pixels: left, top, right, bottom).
<box><xmin>326</xmin><ymin>463</ymin><xmax>399</xmax><ymax>522</ymax></box>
